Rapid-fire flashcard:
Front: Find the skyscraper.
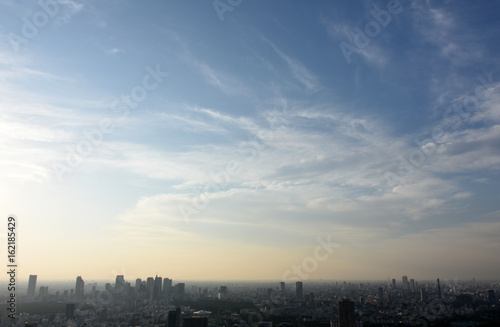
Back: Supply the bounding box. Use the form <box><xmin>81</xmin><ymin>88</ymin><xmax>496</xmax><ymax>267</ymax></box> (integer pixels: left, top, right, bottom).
<box><xmin>147</xmin><ymin>277</ymin><xmax>154</xmax><ymax>298</ymax></box>
<box><xmin>279</xmin><ymin>281</ymin><xmax>285</xmax><ymax>292</ymax></box>
<box><xmin>296</xmin><ymin>281</ymin><xmax>303</xmax><ymax>299</ymax></box>
<box><xmin>115</xmin><ymin>275</ymin><xmax>125</xmax><ymax>289</ymax></box>
<box><xmin>153</xmin><ymin>275</ymin><xmax>162</xmax><ymax>300</ymax></box>
<box><xmin>175</xmin><ymin>283</ymin><xmax>185</xmax><ymax>298</ymax></box>
<box><xmin>27</xmin><ymin>275</ymin><xmax>37</xmax><ymax>297</ymax></box>
<box><xmin>163</xmin><ymin>278</ymin><xmax>173</xmax><ymax>296</ymax></box>
<box><xmin>391</xmin><ymin>279</ymin><xmax>396</xmax><ymax>289</ymax></box>
<box><xmin>75</xmin><ymin>276</ymin><xmax>84</xmax><ymax>298</ymax></box>
<box><xmin>338</xmin><ymin>299</ymin><xmax>355</xmax><ymax>327</ymax></box>
<box><xmin>402</xmin><ymin>276</ymin><xmax>408</xmax><ymax>290</ymax></box>
<box><xmin>410</xmin><ymin>279</ymin><xmax>415</xmax><ymax>290</ymax></box>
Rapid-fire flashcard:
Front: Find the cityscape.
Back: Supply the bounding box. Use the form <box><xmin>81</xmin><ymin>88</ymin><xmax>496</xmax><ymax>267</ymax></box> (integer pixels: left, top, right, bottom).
<box><xmin>0</xmin><ymin>274</ymin><xmax>498</xmax><ymax>326</ymax></box>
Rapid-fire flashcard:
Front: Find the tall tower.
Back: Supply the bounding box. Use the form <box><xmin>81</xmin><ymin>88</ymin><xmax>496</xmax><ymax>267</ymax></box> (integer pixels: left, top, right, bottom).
<box><xmin>437</xmin><ymin>278</ymin><xmax>442</xmax><ymax>299</ymax></box>
<box><xmin>402</xmin><ymin>276</ymin><xmax>408</xmax><ymax>290</ymax></box>
<box><xmin>115</xmin><ymin>275</ymin><xmax>125</xmax><ymax>289</ymax></box>
<box><xmin>163</xmin><ymin>278</ymin><xmax>173</xmax><ymax>296</ymax></box>
<box><xmin>296</xmin><ymin>281</ymin><xmax>303</xmax><ymax>299</ymax></box>
<box><xmin>153</xmin><ymin>275</ymin><xmax>162</xmax><ymax>300</ymax></box>
<box><xmin>338</xmin><ymin>299</ymin><xmax>355</xmax><ymax>327</ymax></box>
<box><xmin>147</xmin><ymin>277</ymin><xmax>154</xmax><ymax>298</ymax></box>
<box><xmin>27</xmin><ymin>275</ymin><xmax>37</xmax><ymax>297</ymax></box>
<box><xmin>75</xmin><ymin>276</ymin><xmax>84</xmax><ymax>298</ymax></box>
<box><xmin>279</xmin><ymin>281</ymin><xmax>285</xmax><ymax>292</ymax></box>
<box><xmin>392</xmin><ymin>279</ymin><xmax>396</xmax><ymax>289</ymax></box>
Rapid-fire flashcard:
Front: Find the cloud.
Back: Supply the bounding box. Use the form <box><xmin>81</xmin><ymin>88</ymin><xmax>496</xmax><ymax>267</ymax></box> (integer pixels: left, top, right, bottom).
<box><xmin>263</xmin><ymin>37</ymin><xmax>321</xmax><ymax>91</ymax></box>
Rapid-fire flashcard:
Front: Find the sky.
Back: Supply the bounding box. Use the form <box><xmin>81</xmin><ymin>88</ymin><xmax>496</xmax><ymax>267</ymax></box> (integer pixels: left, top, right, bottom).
<box><xmin>1</xmin><ymin>0</ymin><xmax>500</xmax><ymax>284</ymax></box>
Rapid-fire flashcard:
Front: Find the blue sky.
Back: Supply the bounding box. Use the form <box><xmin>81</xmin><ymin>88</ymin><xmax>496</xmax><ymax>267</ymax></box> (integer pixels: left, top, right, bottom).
<box><xmin>1</xmin><ymin>0</ymin><xmax>500</xmax><ymax>282</ymax></box>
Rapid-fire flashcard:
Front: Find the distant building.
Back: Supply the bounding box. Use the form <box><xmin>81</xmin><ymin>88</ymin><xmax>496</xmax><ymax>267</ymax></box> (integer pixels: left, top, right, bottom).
<box><xmin>280</xmin><ymin>282</ymin><xmax>285</xmax><ymax>292</ymax></box>
<box><xmin>115</xmin><ymin>275</ymin><xmax>125</xmax><ymax>289</ymax></box>
<box><xmin>402</xmin><ymin>276</ymin><xmax>409</xmax><ymax>290</ymax></box>
<box><xmin>39</xmin><ymin>286</ymin><xmax>48</xmax><ymax>297</ymax></box>
<box><xmin>75</xmin><ymin>276</ymin><xmax>84</xmax><ymax>298</ymax></box>
<box><xmin>391</xmin><ymin>279</ymin><xmax>396</xmax><ymax>289</ymax></box>
<box><xmin>175</xmin><ymin>283</ymin><xmax>185</xmax><ymax>298</ymax></box>
<box><xmin>410</xmin><ymin>279</ymin><xmax>415</xmax><ymax>290</ymax></box>
<box><xmin>163</xmin><ymin>278</ymin><xmax>173</xmax><ymax>296</ymax></box>
<box><xmin>147</xmin><ymin>277</ymin><xmax>154</xmax><ymax>298</ymax></box>
<box><xmin>338</xmin><ymin>299</ymin><xmax>355</xmax><ymax>327</ymax></box>
<box><xmin>219</xmin><ymin>286</ymin><xmax>228</xmax><ymax>299</ymax></box>
<box><xmin>296</xmin><ymin>281</ymin><xmax>303</xmax><ymax>299</ymax></box>
<box><xmin>153</xmin><ymin>276</ymin><xmax>162</xmax><ymax>300</ymax></box>
<box><xmin>183</xmin><ymin>317</ymin><xmax>208</xmax><ymax>327</ymax></box>
<box><xmin>135</xmin><ymin>278</ymin><xmax>141</xmax><ymax>293</ymax></box>
<box><xmin>27</xmin><ymin>275</ymin><xmax>37</xmax><ymax>297</ymax></box>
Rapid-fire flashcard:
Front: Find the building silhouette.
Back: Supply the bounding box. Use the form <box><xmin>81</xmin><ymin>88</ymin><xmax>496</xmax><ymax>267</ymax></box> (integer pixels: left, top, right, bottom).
<box><xmin>402</xmin><ymin>275</ymin><xmax>409</xmax><ymax>290</ymax></box>
<box><xmin>27</xmin><ymin>275</ymin><xmax>37</xmax><ymax>297</ymax></box>
<box><xmin>153</xmin><ymin>275</ymin><xmax>162</xmax><ymax>300</ymax></box>
<box><xmin>163</xmin><ymin>278</ymin><xmax>173</xmax><ymax>296</ymax></box>
<box><xmin>296</xmin><ymin>281</ymin><xmax>303</xmax><ymax>299</ymax></box>
<box><xmin>175</xmin><ymin>283</ymin><xmax>185</xmax><ymax>299</ymax></box>
<box><xmin>279</xmin><ymin>282</ymin><xmax>285</xmax><ymax>292</ymax></box>
<box><xmin>115</xmin><ymin>275</ymin><xmax>125</xmax><ymax>289</ymax></box>
<box><xmin>75</xmin><ymin>276</ymin><xmax>84</xmax><ymax>298</ymax></box>
<box><xmin>338</xmin><ymin>299</ymin><xmax>355</xmax><ymax>327</ymax></box>
<box><xmin>146</xmin><ymin>277</ymin><xmax>154</xmax><ymax>299</ymax></box>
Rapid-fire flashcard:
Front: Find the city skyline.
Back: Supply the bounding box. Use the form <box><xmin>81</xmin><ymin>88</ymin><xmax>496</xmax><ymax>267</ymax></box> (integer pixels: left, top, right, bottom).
<box><xmin>1</xmin><ymin>1</ymin><xmax>500</xmax><ymax>282</ymax></box>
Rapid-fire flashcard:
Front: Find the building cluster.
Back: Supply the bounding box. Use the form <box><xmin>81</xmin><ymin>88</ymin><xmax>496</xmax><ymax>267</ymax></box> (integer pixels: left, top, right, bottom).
<box><xmin>1</xmin><ymin>275</ymin><xmax>498</xmax><ymax>327</ymax></box>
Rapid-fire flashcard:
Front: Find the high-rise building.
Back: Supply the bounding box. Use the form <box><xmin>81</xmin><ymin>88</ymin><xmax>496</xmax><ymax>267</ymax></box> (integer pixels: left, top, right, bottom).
<box><xmin>296</xmin><ymin>281</ymin><xmax>303</xmax><ymax>299</ymax></box>
<box><xmin>218</xmin><ymin>286</ymin><xmax>228</xmax><ymax>299</ymax></box>
<box><xmin>410</xmin><ymin>279</ymin><xmax>415</xmax><ymax>290</ymax></box>
<box><xmin>391</xmin><ymin>279</ymin><xmax>396</xmax><ymax>289</ymax></box>
<box><xmin>175</xmin><ymin>283</ymin><xmax>185</xmax><ymax>298</ymax></box>
<box><xmin>115</xmin><ymin>275</ymin><xmax>125</xmax><ymax>289</ymax></box>
<box><xmin>75</xmin><ymin>276</ymin><xmax>84</xmax><ymax>298</ymax></box>
<box><xmin>437</xmin><ymin>278</ymin><xmax>442</xmax><ymax>299</ymax></box>
<box><xmin>153</xmin><ymin>276</ymin><xmax>162</xmax><ymax>300</ymax></box>
<box><xmin>147</xmin><ymin>277</ymin><xmax>154</xmax><ymax>298</ymax></box>
<box><xmin>27</xmin><ymin>275</ymin><xmax>37</xmax><ymax>297</ymax></box>
<box><xmin>402</xmin><ymin>276</ymin><xmax>409</xmax><ymax>290</ymax></box>
<box><xmin>338</xmin><ymin>299</ymin><xmax>355</xmax><ymax>327</ymax></box>
<box><xmin>279</xmin><ymin>282</ymin><xmax>285</xmax><ymax>292</ymax></box>
<box><xmin>135</xmin><ymin>278</ymin><xmax>141</xmax><ymax>292</ymax></box>
<box><xmin>163</xmin><ymin>278</ymin><xmax>173</xmax><ymax>296</ymax></box>
<box><xmin>39</xmin><ymin>286</ymin><xmax>48</xmax><ymax>297</ymax></box>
